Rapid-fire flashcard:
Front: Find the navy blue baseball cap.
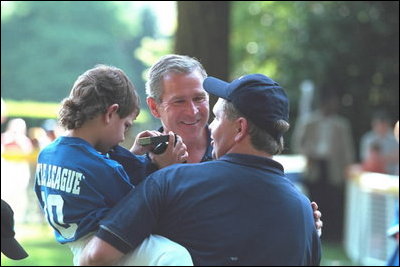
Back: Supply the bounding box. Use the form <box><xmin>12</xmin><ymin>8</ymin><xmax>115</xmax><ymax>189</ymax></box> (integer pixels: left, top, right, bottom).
<box><xmin>1</xmin><ymin>199</ymin><xmax>28</xmax><ymax>260</ymax></box>
<box><xmin>203</xmin><ymin>74</ymin><xmax>289</xmax><ymax>139</ymax></box>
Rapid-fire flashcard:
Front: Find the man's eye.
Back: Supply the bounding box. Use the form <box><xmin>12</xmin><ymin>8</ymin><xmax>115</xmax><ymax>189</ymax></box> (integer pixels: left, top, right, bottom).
<box><xmin>194</xmin><ymin>96</ymin><xmax>206</xmax><ymax>102</ymax></box>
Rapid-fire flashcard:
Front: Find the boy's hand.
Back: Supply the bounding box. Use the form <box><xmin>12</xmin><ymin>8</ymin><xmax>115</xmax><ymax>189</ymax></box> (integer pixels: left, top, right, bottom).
<box><xmin>130</xmin><ymin>130</ymin><xmax>163</xmax><ymax>155</ymax></box>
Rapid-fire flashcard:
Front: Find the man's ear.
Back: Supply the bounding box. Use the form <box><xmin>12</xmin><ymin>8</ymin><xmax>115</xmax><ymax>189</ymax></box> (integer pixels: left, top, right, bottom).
<box><xmin>147</xmin><ymin>97</ymin><xmax>161</xmax><ymax>118</ymax></box>
<box><xmin>234</xmin><ymin>117</ymin><xmax>249</xmax><ymax>143</ymax></box>
<box><xmin>105</xmin><ymin>104</ymin><xmax>119</xmax><ymax>123</ymax></box>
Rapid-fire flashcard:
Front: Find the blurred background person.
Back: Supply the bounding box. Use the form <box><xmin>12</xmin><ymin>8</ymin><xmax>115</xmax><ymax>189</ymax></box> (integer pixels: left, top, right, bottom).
<box><xmin>27</xmin><ymin>127</ymin><xmax>49</xmax><ymax>151</ymax></box>
<box><xmin>1</xmin><ymin>118</ymin><xmax>33</xmax><ymax>153</ymax></box>
<box><xmin>292</xmin><ymin>88</ymin><xmax>355</xmax><ymax>243</ymax></box>
<box><xmin>361</xmin><ymin>140</ymin><xmax>386</xmax><ymax>173</ymax></box>
<box><xmin>41</xmin><ymin>118</ymin><xmax>62</xmax><ymax>144</ymax></box>
<box><xmin>360</xmin><ymin>110</ymin><xmax>399</xmax><ymax>175</ymax></box>
<box><xmin>26</xmin><ymin>126</ymin><xmax>50</xmax><ymax>223</ymax></box>
<box><xmin>1</xmin><ymin>118</ymin><xmax>33</xmax><ymax>223</ymax></box>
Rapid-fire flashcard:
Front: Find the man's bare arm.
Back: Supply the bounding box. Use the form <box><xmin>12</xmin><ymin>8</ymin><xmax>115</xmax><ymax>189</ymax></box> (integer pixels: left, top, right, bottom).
<box><xmin>79</xmin><ymin>236</ymin><xmax>124</xmax><ymax>266</ymax></box>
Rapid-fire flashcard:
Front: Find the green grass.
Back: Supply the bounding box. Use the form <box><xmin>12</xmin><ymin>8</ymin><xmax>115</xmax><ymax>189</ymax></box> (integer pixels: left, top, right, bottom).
<box><xmin>1</xmin><ymin>223</ymin><xmax>355</xmax><ymax>266</ymax></box>
<box><xmin>321</xmin><ymin>241</ymin><xmax>355</xmax><ymax>266</ymax></box>
<box><xmin>1</xmin><ymin>223</ymin><xmax>73</xmax><ymax>266</ymax></box>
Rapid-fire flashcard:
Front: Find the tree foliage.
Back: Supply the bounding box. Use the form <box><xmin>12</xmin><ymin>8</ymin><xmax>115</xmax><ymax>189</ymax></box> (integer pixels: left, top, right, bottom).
<box><xmin>1</xmin><ymin>1</ymin><xmax>157</xmax><ymax>106</ymax></box>
<box><xmin>176</xmin><ymin>1</ymin><xmax>230</xmax><ymax>79</ymax></box>
<box><xmin>231</xmin><ymin>2</ymin><xmax>399</xmax><ymax>152</ymax></box>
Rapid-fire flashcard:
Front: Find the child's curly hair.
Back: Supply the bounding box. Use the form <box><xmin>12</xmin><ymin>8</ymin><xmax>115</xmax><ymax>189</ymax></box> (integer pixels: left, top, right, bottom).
<box><xmin>59</xmin><ymin>64</ymin><xmax>140</xmax><ymax>130</ymax></box>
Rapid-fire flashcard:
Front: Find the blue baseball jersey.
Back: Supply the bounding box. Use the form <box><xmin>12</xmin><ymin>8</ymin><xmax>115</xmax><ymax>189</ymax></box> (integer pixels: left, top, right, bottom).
<box><xmin>34</xmin><ymin>137</ymin><xmax>134</xmax><ymax>244</ymax></box>
<box><xmin>108</xmin><ymin>145</ymin><xmax>149</xmax><ymax>185</ymax></box>
<box><xmin>97</xmin><ymin>153</ymin><xmax>321</xmax><ymax>266</ymax></box>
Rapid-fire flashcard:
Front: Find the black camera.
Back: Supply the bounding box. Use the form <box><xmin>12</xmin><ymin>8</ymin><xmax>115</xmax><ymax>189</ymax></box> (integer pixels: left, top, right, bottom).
<box><xmin>138</xmin><ymin>134</ymin><xmax>177</xmax><ymax>154</ymax></box>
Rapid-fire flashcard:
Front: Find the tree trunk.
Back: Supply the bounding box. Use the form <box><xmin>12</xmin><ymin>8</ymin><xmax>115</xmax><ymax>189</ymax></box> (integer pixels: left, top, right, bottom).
<box><xmin>176</xmin><ymin>1</ymin><xmax>230</xmax><ymax>117</ymax></box>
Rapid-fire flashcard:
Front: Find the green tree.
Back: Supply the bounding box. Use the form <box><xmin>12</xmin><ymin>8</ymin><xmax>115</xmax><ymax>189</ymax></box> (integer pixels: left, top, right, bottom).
<box><xmin>1</xmin><ymin>1</ymin><xmax>158</xmax><ymax>108</ymax></box>
<box><xmin>231</xmin><ymin>2</ymin><xmax>399</xmax><ymax>153</ymax></box>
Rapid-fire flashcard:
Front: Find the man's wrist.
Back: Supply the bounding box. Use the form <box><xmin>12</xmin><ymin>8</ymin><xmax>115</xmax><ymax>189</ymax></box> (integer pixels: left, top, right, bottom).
<box><xmin>96</xmin><ymin>226</ymin><xmax>132</xmax><ymax>254</ymax></box>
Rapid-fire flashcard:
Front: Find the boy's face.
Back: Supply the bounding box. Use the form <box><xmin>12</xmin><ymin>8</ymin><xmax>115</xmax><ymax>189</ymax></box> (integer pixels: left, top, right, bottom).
<box><xmin>97</xmin><ymin>110</ymin><xmax>137</xmax><ymax>153</ymax></box>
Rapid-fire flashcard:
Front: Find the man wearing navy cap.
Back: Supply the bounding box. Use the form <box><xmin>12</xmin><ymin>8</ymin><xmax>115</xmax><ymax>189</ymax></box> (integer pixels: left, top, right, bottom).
<box><xmin>1</xmin><ymin>199</ymin><xmax>29</xmax><ymax>260</ymax></box>
<box><xmin>80</xmin><ymin>74</ymin><xmax>321</xmax><ymax>266</ymax></box>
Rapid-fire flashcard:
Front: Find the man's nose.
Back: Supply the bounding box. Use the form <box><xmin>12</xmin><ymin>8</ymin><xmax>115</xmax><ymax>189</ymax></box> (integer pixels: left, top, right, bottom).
<box><xmin>185</xmin><ymin>101</ymin><xmax>198</xmax><ymax>115</ymax></box>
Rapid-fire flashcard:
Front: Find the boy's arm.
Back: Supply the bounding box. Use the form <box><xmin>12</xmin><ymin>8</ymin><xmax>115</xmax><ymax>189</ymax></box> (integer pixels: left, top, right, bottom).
<box><xmin>107</xmin><ymin>145</ymin><xmax>148</xmax><ymax>185</ymax></box>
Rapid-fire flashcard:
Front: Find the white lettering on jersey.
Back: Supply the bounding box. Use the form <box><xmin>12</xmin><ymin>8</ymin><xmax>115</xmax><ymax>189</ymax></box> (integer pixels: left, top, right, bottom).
<box><xmin>36</xmin><ymin>163</ymin><xmax>84</xmax><ymax>195</ymax></box>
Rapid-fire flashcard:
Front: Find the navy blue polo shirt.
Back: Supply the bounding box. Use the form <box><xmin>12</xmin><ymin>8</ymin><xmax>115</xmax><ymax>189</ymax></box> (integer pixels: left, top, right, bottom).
<box><xmin>98</xmin><ymin>153</ymin><xmax>321</xmax><ymax>266</ymax></box>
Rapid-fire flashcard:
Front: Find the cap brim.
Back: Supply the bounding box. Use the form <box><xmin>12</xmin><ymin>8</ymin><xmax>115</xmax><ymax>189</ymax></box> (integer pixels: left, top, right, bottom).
<box><xmin>203</xmin><ymin>76</ymin><xmax>231</xmax><ymax>100</ymax></box>
<box><xmin>1</xmin><ymin>237</ymin><xmax>29</xmax><ymax>260</ymax></box>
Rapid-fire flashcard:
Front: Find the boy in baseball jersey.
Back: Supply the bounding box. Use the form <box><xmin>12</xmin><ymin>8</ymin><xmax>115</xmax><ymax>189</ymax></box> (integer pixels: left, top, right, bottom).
<box><xmin>34</xmin><ymin>65</ymin><xmax>191</xmax><ymax>265</ymax></box>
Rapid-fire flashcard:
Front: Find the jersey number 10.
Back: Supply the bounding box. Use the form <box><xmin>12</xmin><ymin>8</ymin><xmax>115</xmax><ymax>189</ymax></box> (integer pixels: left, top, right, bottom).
<box><xmin>41</xmin><ymin>192</ymin><xmax>78</xmax><ymax>240</ymax></box>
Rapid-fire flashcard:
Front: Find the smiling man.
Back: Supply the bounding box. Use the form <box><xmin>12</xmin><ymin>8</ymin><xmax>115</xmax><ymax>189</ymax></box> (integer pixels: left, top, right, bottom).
<box><xmin>145</xmin><ymin>56</ymin><xmax>211</xmax><ymax>164</ymax></box>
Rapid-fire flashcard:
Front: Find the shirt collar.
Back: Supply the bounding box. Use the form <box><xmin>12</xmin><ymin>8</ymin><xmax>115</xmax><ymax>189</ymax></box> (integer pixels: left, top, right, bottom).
<box><xmin>218</xmin><ymin>153</ymin><xmax>285</xmax><ymax>175</ymax></box>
